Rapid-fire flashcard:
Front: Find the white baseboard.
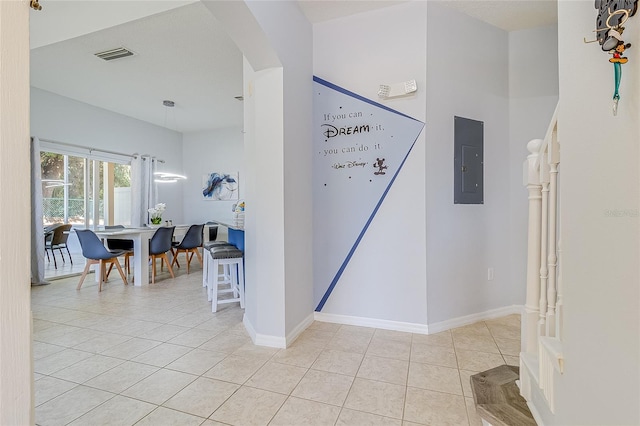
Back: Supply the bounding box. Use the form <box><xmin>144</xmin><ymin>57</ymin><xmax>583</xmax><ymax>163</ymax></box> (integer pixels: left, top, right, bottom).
<box><xmin>427</xmin><ymin>305</ymin><xmax>523</xmax><ymax>334</ymax></box>
<box><xmin>314</xmin><ymin>305</ymin><xmax>523</xmax><ymax>335</ymax></box>
<box><xmin>286</xmin><ymin>313</ymin><xmax>315</xmax><ymax>347</ymax></box>
<box><xmin>244</xmin><ymin>306</ymin><xmax>522</xmax><ymax>347</ymax></box>
<box><xmin>314</xmin><ymin>312</ymin><xmax>429</xmax><ymax>334</ymax></box>
<box><xmin>242</xmin><ymin>314</ymin><xmax>286</xmax><ymax>348</ymax></box>
<box><xmin>527</xmin><ymin>398</ymin><xmax>546</xmax><ymax>426</ymax></box>
<box><xmin>242</xmin><ymin>314</ymin><xmax>257</xmax><ymax>341</ymax></box>
<box><xmin>242</xmin><ymin>313</ymin><xmax>314</xmax><ymax>349</ymax></box>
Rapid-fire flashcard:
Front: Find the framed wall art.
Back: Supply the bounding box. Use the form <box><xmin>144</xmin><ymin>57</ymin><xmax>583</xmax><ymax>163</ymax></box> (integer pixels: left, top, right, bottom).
<box><xmin>202</xmin><ymin>172</ymin><xmax>239</xmax><ymax>201</ymax></box>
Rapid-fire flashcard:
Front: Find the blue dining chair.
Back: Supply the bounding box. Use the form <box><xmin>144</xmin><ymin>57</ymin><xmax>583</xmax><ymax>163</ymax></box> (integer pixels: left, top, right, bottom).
<box><xmin>75</xmin><ymin>229</ymin><xmax>128</xmax><ymax>291</ymax></box>
<box><xmin>149</xmin><ymin>226</ymin><xmax>175</xmax><ymax>283</ymax></box>
<box><xmin>171</xmin><ymin>224</ymin><xmax>204</xmax><ymax>274</ymax></box>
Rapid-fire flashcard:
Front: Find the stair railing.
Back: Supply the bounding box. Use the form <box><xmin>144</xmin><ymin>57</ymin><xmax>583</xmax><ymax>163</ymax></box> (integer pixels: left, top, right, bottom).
<box><xmin>523</xmin><ymin>102</ymin><xmax>560</xmax><ymax>353</ymax></box>
<box><xmin>522</xmin><ymin>102</ymin><xmax>564</xmax><ymax>413</ymax></box>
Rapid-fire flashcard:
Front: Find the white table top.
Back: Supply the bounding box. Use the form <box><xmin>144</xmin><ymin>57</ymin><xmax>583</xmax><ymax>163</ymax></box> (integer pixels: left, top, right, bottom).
<box><xmin>94</xmin><ymin>224</ymin><xmax>205</xmax><ymax>236</ymax></box>
<box><xmin>209</xmin><ymin>218</ymin><xmax>244</xmax><ymax>231</ymax></box>
<box><xmin>94</xmin><ymin>227</ymin><xmax>155</xmax><ymax>236</ymax></box>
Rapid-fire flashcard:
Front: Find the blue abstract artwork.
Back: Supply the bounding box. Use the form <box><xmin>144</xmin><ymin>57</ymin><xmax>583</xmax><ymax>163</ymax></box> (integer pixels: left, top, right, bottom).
<box><xmin>202</xmin><ymin>172</ymin><xmax>239</xmax><ymax>201</ymax></box>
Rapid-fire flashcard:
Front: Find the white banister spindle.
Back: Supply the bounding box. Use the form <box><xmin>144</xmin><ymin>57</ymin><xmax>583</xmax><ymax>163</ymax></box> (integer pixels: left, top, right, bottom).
<box><xmin>556</xmin><ymin>237</ymin><xmax>563</xmax><ymax>340</ymax></box>
<box><xmin>546</xmin><ymin>129</ymin><xmax>560</xmax><ymax>337</ymax></box>
<box><xmin>523</xmin><ymin>138</ymin><xmax>543</xmax><ymax>353</ymax></box>
<box><xmin>539</xmin><ymin>171</ymin><xmax>550</xmax><ymax>337</ymax></box>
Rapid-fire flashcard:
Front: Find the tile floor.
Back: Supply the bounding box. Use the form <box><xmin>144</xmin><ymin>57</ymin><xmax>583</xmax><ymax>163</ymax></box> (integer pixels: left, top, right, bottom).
<box><xmin>43</xmin><ymin>247</ymin><xmax>85</xmax><ymax>281</ymax></box>
<box><xmin>32</xmin><ymin>266</ymin><xmax>521</xmax><ymax>426</ymax></box>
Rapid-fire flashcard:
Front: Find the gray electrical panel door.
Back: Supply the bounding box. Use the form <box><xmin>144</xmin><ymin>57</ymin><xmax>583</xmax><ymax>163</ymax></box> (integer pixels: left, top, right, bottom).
<box><xmin>454</xmin><ymin>116</ymin><xmax>483</xmax><ymax>204</ymax></box>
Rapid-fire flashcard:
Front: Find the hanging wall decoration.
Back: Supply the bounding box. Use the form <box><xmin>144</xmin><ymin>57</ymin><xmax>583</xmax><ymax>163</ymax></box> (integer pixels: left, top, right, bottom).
<box><xmin>587</xmin><ymin>0</ymin><xmax>637</xmax><ymax>115</ymax></box>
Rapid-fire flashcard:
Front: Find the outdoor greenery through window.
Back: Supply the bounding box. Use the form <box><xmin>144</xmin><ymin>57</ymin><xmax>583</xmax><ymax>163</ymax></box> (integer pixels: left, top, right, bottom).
<box><xmin>41</xmin><ymin>151</ymin><xmax>131</xmax><ymax>227</ymax></box>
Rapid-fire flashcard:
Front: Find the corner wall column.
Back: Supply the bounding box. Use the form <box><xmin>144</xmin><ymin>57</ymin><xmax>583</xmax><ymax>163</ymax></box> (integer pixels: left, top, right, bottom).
<box><xmin>0</xmin><ymin>1</ymin><xmax>34</xmax><ymax>424</ymax></box>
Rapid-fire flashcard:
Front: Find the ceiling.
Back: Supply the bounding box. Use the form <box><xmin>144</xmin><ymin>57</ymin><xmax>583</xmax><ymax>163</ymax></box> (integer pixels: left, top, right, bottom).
<box><xmin>30</xmin><ymin>1</ymin><xmax>243</xmax><ymax>133</ymax></box>
<box><xmin>299</xmin><ymin>0</ymin><xmax>557</xmax><ymax>31</ymax></box>
<box><xmin>29</xmin><ymin>0</ymin><xmax>557</xmax><ymax>133</ymax></box>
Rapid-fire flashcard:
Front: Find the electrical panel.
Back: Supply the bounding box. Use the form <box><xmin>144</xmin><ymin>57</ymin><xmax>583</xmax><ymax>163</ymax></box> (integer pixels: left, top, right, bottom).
<box><xmin>454</xmin><ymin>116</ymin><xmax>484</xmax><ymax>204</ymax></box>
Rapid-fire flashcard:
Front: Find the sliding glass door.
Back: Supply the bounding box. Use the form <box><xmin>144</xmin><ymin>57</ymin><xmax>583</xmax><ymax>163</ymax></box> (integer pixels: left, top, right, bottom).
<box><xmin>41</xmin><ymin>152</ymin><xmax>86</xmax><ymax>226</ymax></box>
<box><xmin>41</xmin><ymin>151</ymin><xmax>131</xmax><ymax>227</ymax></box>
<box><xmin>113</xmin><ymin>163</ymin><xmax>132</xmax><ymax>225</ymax></box>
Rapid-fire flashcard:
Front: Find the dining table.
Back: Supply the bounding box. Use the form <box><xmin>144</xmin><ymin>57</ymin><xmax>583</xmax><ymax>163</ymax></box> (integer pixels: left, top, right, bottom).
<box><xmin>94</xmin><ymin>224</ymin><xmax>213</xmax><ymax>286</ymax></box>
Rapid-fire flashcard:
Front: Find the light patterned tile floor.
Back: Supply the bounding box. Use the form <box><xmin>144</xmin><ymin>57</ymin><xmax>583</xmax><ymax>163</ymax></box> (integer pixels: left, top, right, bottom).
<box><xmin>33</xmin><ymin>267</ymin><xmax>521</xmax><ymax>426</ymax></box>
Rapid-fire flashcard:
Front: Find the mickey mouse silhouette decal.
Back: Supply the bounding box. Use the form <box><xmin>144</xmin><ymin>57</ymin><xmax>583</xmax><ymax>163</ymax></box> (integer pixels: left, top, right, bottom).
<box><xmin>373</xmin><ymin>158</ymin><xmax>388</xmax><ymax>175</ymax></box>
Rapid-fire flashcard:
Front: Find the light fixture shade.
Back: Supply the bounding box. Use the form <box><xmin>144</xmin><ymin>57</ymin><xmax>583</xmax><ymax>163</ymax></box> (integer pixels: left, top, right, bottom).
<box><xmin>154</xmin><ymin>172</ymin><xmax>186</xmax><ymax>179</ymax></box>
<box><xmin>153</xmin><ymin>171</ymin><xmax>186</xmax><ymax>183</ymax></box>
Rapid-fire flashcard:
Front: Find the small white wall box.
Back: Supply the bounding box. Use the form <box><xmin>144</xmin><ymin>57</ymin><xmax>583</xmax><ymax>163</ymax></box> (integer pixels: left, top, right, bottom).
<box><xmin>378</xmin><ymin>79</ymin><xmax>417</xmax><ymax>99</ymax></box>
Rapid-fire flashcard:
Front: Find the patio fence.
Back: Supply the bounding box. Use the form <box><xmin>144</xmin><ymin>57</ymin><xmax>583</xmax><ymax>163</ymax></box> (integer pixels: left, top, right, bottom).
<box><xmin>43</xmin><ymin>198</ymin><xmax>103</xmax><ymax>224</ymax></box>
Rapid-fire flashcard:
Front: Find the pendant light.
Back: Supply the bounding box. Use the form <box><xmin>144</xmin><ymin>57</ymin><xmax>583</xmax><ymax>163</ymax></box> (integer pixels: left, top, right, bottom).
<box><xmin>154</xmin><ymin>99</ymin><xmax>187</xmax><ymax>183</ymax></box>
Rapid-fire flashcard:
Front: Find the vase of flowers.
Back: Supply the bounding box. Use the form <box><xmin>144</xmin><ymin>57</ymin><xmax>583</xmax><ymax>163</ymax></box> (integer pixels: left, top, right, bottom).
<box><xmin>148</xmin><ymin>203</ymin><xmax>166</xmax><ymax>225</ymax></box>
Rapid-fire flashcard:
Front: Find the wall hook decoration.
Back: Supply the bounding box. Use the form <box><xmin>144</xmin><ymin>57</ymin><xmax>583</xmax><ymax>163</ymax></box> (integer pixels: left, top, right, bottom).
<box><xmin>30</xmin><ymin>0</ymin><xmax>42</xmax><ymax>10</ymax></box>
<box><xmin>591</xmin><ymin>0</ymin><xmax>637</xmax><ymax>115</ymax></box>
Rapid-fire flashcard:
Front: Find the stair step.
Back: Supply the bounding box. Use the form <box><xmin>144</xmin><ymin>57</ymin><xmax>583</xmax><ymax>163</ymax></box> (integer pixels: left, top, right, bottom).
<box><xmin>471</xmin><ymin>365</ymin><xmax>537</xmax><ymax>426</ymax></box>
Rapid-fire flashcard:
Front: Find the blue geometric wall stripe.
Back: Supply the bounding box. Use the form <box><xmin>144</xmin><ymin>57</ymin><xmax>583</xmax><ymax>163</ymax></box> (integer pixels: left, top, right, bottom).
<box><xmin>313</xmin><ymin>76</ymin><xmax>425</xmax><ymax>312</ymax></box>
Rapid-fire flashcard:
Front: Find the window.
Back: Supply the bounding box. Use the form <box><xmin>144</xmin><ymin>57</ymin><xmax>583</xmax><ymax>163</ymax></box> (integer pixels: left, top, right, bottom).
<box><xmin>40</xmin><ymin>151</ymin><xmax>131</xmax><ymax>227</ymax></box>
<box><xmin>41</xmin><ymin>152</ymin><xmax>85</xmax><ymax>225</ymax></box>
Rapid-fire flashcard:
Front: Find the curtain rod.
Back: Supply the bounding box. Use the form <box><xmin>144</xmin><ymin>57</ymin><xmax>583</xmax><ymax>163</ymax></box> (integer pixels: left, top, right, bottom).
<box><xmin>133</xmin><ymin>154</ymin><xmax>165</xmax><ymax>164</ymax></box>
<box><xmin>38</xmin><ymin>138</ymin><xmax>164</xmax><ymax>163</ymax></box>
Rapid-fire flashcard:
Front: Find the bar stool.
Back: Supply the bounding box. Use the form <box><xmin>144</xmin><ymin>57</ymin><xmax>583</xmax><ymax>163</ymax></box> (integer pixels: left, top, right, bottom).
<box><xmin>205</xmin><ymin>245</ymin><xmax>244</xmax><ymax>313</ymax></box>
<box><xmin>202</xmin><ymin>241</ymin><xmax>233</xmax><ymax>289</ymax></box>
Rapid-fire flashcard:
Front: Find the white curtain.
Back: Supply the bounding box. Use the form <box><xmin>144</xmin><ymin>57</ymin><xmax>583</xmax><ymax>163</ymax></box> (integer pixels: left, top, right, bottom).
<box><xmin>131</xmin><ymin>156</ymin><xmax>157</xmax><ymax>226</ymax></box>
<box><xmin>31</xmin><ymin>137</ymin><xmax>50</xmax><ymax>285</ymax></box>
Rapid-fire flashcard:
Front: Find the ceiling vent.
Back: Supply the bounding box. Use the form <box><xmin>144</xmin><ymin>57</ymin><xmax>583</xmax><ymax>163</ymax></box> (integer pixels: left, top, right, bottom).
<box><xmin>94</xmin><ymin>47</ymin><xmax>135</xmax><ymax>61</ymax></box>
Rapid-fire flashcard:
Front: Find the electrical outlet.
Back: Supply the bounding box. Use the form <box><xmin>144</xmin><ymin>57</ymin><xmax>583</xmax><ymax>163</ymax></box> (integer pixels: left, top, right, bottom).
<box><xmin>487</xmin><ymin>268</ymin><xmax>494</xmax><ymax>281</ymax></box>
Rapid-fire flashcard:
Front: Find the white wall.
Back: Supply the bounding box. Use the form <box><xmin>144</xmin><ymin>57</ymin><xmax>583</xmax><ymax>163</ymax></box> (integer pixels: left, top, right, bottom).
<box><xmin>207</xmin><ymin>0</ymin><xmax>314</xmax><ymax>344</ymax></box>
<box><xmin>181</xmin><ymin>126</ymin><xmax>244</xmax><ymax>227</ymax></box>
<box><xmin>243</xmin><ymin>61</ymin><xmax>287</xmax><ymax>342</ymax></box>
<box><xmin>30</xmin><ymin>88</ymin><xmax>185</xmax><ymax>223</ymax></box>
<box><xmin>313</xmin><ymin>2</ymin><xmax>428</xmax><ymax>326</ymax></box>
<box><xmin>312</xmin><ymin>2</ymin><xmax>557</xmax><ymax>330</ymax></box>
<box><xmin>548</xmin><ymin>1</ymin><xmax>640</xmax><ymax>424</ymax></box>
<box><xmin>244</xmin><ymin>1</ymin><xmax>315</xmax><ymax>340</ymax></box>
<box><xmin>0</xmin><ymin>3</ymin><xmax>33</xmax><ymax>424</ymax></box>
<box><xmin>426</xmin><ymin>2</ymin><xmax>512</xmax><ymax>324</ymax></box>
<box><xmin>508</xmin><ymin>25</ymin><xmax>559</xmax><ymax>307</ymax></box>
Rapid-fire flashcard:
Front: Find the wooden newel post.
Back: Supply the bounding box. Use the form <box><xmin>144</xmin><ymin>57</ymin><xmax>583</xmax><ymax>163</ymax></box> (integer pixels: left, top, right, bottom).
<box><xmin>523</xmin><ymin>139</ymin><xmax>543</xmax><ymax>354</ymax></box>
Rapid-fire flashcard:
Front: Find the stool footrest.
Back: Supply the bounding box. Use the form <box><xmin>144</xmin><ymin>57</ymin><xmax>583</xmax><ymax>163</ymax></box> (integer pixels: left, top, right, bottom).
<box><xmin>217</xmin><ymin>298</ymin><xmax>241</xmax><ymax>305</ymax></box>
